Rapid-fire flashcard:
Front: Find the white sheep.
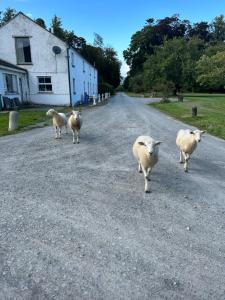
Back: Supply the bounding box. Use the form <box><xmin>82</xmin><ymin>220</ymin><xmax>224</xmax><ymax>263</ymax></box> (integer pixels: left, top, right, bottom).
<box><xmin>68</xmin><ymin>110</ymin><xmax>82</xmax><ymax>144</ymax></box>
<box><xmin>133</xmin><ymin>136</ymin><xmax>162</xmax><ymax>193</ymax></box>
<box><xmin>46</xmin><ymin>109</ymin><xmax>68</xmax><ymax>139</ymax></box>
<box><xmin>176</xmin><ymin>129</ymin><xmax>206</xmax><ymax>172</ymax></box>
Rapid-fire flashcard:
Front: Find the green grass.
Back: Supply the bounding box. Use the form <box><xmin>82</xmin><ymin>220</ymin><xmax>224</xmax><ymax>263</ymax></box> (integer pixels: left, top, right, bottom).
<box><xmin>150</xmin><ymin>93</ymin><xmax>225</xmax><ymax>140</ymax></box>
<box><xmin>0</xmin><ymin>110</ymin><xmax>50</xmax><ymax>137</ymax></box>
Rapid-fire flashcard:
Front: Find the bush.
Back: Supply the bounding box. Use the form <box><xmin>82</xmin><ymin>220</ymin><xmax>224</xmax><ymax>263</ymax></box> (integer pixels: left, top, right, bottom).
<box><xmin>152</xmin><ymin>81</ymin><xmax>175</xmax><ymax>102</ymax></box>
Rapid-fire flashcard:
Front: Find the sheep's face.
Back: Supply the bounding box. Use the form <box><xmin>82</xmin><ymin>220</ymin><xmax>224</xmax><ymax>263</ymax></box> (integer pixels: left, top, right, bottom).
<box><xmin>71</xmin><ymin>110</ymin><xmax>81</xmax><ymax>121</ymax></box>
<box><xmin>46</xmin><ymin>109</ymin><xmax>56</xmax><ymax>117</ymax></box>
<box><xmin>191</xmin><ymin>130</ymin><xmax>206</xmax><ymax>143</ymax></box>
<box><xmin>138</xmin><ymin>141</ymin><xmax>162</xmax><ymax>156</ymax></box>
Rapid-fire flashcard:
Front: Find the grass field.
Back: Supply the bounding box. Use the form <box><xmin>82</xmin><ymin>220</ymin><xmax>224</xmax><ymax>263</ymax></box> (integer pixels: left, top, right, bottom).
<box><xmin>0</xmin><ymin>110</ymin><xmax>50</xmax><ymax>137</ymax></box>
<box><xmin>150</xmin><ymin>93</ymin><xmax>225</xmax><ymax>140</ymax></box>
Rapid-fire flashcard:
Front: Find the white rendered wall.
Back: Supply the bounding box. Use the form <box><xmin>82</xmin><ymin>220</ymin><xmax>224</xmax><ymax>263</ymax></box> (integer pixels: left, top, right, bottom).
<box><xmin>0</xmin><ymin>13</ymin><xmax>70</xmax><ymax>106</ymax></box>
<box><xmin>68</xmin><ymin>48</ymin><xmax>98</xmax><ymax>105</ymax></box>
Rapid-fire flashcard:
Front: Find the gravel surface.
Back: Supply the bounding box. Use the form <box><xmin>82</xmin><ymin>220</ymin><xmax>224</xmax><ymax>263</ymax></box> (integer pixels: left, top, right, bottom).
<box><xmin>1</xmin><ymin>93</ymin><xmax>225</xmax><ymax>299</ymax></box>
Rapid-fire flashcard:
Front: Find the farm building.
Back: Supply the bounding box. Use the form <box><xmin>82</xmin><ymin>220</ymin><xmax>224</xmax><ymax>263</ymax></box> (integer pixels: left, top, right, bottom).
<box><xmin>0</xmin><ymin>59</ymin><xmax>29</xmax><ymax>109</ymax></box>
<box><xmin>0</xmin><ymin>12</ymin><xmax>98</xmax><ymax>106</ymax></box>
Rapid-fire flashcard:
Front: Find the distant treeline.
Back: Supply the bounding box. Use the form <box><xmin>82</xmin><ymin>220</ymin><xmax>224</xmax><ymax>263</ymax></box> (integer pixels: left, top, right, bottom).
<box><xmin>0</xmin><ymin>8</ymin><xmax>121</xmax><ymax>93</ymax></box>
<box><xmin>123</xmin><ymin>15</ymin><xmax>225</xmax><ymax>94</ymax></box>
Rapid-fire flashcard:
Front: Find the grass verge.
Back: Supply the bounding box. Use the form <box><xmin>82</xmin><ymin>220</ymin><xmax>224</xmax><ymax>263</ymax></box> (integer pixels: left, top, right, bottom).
<box><xmin>149</xmin><ymin>93</ymin><xmax>225</xmax><ymax>140</ymax></box>
<box><xmin>0</xmin><ymin>110</ymin><xmax>50</xmax><ymax>137</ymax></box>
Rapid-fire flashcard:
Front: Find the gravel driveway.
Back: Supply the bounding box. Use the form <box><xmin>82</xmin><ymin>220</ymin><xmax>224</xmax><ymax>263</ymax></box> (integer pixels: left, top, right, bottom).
<box><xmin>1</xmin><ymin>93</ymin><xmax>225</xmax><ymax>299</ymax></box>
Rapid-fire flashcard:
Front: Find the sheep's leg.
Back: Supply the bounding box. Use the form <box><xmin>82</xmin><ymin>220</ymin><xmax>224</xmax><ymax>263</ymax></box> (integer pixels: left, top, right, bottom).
<box><xmin>77</xmin><ymin>130</ymin><xmax>80</xmax><ymax>144</ymax></box>
<box><xmin>138</xmin><ymin>162</ymin><xmax>143</xmax><ymax>173</ymax></box>
<box><xmin>146</xmin><ymin>167</ymin><xmax>152</xmax><ymax>181</ymax></box>
<box><xmin>65</xmin><ymin>124</ymin><xmax>68</xmax><ymax>134</ymax></box>
<box><xmin>55</xmin><ymin>126</ymin><xmax>58</xmax><ymax>139</ymax></box>
<box><xmin>142</xmin><ymin>167</ymin><xmax>150</xmax><ymax>193</ymax></box>
<box><xmin>58</xmin><ymin>127</ymin><xmax>62</xmax><ymax>139</ymax></box>
<box><xmin>72</xmin><ymin>130</ymin><xmax>76</xmax><ymax>144</ymax></box>
<box><xmin>183</xmin><ymin>153</ymin><xmax>190</xmax><ymax>172</ymax></box>
<box><xmin>179</xmin><ymin>150</ymin><xmax>184</xmax><ymax>163</ymax></box>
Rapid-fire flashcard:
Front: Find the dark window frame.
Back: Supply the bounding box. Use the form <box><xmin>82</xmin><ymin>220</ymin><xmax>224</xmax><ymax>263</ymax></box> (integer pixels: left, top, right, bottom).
<box><xmin>15</xmin><ymin>37</ymin><xmax>32</xmax><ymax>65</ymax></box>
<box><xmin>37</xmin><ymin>76</ymin><xmax>53</xmax><ymax>93</ymax></box>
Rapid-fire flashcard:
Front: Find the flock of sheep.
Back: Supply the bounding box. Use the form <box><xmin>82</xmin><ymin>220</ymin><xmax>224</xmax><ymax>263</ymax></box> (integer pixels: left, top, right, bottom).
<box><xmin>46</xmin><ymin>109</ymin><xmax>82</xmax><ymax>144</ymax></box>
<box><xmin>46</xmin><ymin>108</ymin><xmax>205</xmax><ymax>193</ymax></box>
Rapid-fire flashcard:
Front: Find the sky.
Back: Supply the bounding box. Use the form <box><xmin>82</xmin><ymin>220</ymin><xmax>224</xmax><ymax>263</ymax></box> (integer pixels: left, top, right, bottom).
<box><xmin>1</xmin><ymin>0</ymin><xmax>225</xmax><ymax>77</ymax></box>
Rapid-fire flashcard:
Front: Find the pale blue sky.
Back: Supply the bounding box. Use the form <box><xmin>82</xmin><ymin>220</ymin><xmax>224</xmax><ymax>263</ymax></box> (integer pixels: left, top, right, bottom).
<box><xmin>1</xmin><ymin>0</ymin><xmax>225</xmax><ymax>76</ymax></box>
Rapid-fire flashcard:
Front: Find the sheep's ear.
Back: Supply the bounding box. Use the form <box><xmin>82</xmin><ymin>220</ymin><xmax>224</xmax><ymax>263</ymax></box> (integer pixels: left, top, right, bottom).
<box><xmin>155</xmin><ymin>141</ymin><xmax>162</xmax><ymax>146</ymax></box>
<box><xmin>138</xmin><ymin>141</ymin><xmax>145</xmax><ymax>146</ymax></box>
<box><xmin>201</xmin><ymin>130</ymin><xmax>206</xmax><ymax>134</ymax></box>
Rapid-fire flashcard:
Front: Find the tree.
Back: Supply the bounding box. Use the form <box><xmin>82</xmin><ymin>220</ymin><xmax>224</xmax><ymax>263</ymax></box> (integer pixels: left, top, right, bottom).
<box><xmin>35</xmin><ymin>18</ymin><xmax>46</xmax><ymax>29</ymax></box>
<box><xmin>93</xmin><ymin>33</ymin><xmax>104</xmax><ymax>48</ymax></box>
<box><xmin>212</xmin><ymin>15</ymin><xmax>225</xmax><ymax>42</ymax></box>
<box><xmin>123</xmin><ymin>15</ymin><xmax>190</xmax><ymax>76</ymax></box>
<box><xmin>0</xmin><ymin>7</ymin><xmax>17</xmax><ymax>26</ymax></box>
<box><xmin>196</xmin><ymin>51</ymin><xmax>225</xmax><ymax>89</ymax></box>
<box><xmin>188</xmin><ymin>21</ymin><xmax>212</xmax><ymax>42</ymax></box>
<box><xmin>50</xmin><ymin>15</ymin><xmax>65</xmax><ymax>40</ymax></box>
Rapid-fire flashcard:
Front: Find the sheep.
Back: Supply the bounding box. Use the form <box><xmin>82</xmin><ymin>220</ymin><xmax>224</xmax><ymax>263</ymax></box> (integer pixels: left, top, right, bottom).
<box><xmin>46</xmin><ymin>109</ymin><xmax>68</xmax><ymax>139</ymax></box>
<box><xmin>176</xmin><ymin>129</ymin><xmax>206</xmax><ymax>172</ymax></box>
<box><xmin>68</xmin><ymin>110</ymin><xmax>82</xmax><ymax>144</ymax></box>
<box><xmin>133</xmin><ymin>135</ymin><xmax>162</xmax><ymax>193</ymax></box>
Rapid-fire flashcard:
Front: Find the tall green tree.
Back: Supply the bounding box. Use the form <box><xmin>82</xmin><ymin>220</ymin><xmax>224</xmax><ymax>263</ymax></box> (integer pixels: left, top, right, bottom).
<box><xmin>0</xmin><ymin>7</ymin><xmax>17</xmax><ymax>26</ymax></box>
<box><xmin>212</xmin><ymin>15</ymin><xmax>225</xmax><ymax>42</ymax></box>
<box><xmin>196</xmin><ymin>51</ymin><xmax>225</xmax><ymax>89</ymax></box>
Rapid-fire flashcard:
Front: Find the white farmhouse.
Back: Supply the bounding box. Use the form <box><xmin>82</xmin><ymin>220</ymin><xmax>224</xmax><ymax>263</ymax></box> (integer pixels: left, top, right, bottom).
<box><xmin>0</xmin><ymin>12</ymin><xmax>98</xmax><ymax>106</ymax></box>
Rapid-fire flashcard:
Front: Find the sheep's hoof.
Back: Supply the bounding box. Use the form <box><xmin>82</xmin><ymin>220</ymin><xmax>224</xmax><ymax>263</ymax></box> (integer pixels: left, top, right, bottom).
<box><xmin>145</xmin><ymin>190</ymin><xmax>151</xmax><ymax>193</ymax></box>
<box><xmin>184</xmin><ymin>169</ymin><xmax>188</xmax><ymax>173</ymax></box>
<box><xmin>77</xmin><ymin>141</ymin><xmax>80</xmax><ymax>144</ymax></box>
<box><xmin>180</xmin><ymin>161</ymin><xmax>184</xmax><ymax>164</ymax></box>
<box><xmin>138</xmin><ymin>170</ymin><xmax>143</xmax><ymax>173</ymax></box>
<box><xmin>73</xmin><ymin>141</ymin><xmax>76</xmax><ymax>144</ymax></box>
<box><xmin>147</xmin><ymin>178</ymin><xmax>151</xmax><ymax>181</ymax></box>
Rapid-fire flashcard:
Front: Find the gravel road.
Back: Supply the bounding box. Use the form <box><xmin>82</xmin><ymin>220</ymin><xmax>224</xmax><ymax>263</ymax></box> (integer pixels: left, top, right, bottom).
<box><xmin>1</xmin><ymin>93</ymin><xmax>225</xmax><ymax>299</ymax></box>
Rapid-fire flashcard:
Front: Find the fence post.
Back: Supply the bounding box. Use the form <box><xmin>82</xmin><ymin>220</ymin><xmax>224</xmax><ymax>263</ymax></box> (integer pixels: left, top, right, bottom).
<box><xmin>8</xmin><ymin>111</ymin><xmax>19</xmax><ymax>131</ymax></box>
<box><xmin>192</xmin><ymin>105</ymin><xmax>197</xmax><ymax>117</ymax></box>
<box><xmin>93</xmin><ymin>94</ymin><xmax>96</xmax><ymax>106</ymax></box>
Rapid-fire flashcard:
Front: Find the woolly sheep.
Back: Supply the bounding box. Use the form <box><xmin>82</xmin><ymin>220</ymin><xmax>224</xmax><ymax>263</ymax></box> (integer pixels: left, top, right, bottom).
<box><xmin>133</xmin><ymin>135</ymin><xmax>162</xmax><ymax>193</ymax></box>
<box><xmin>176</xmin><ymin>129</ymin><xmax>206</xmax><ymax>172</ymax></box>
<box><xmin>46</xmin><ymin>109</ymin><xmax>68</xmax><ymax>139</ymax></box>
<box><xmin>68</xmin><ymin>110</ymin><xmax>82</xmax><ymax>144</ymax></box>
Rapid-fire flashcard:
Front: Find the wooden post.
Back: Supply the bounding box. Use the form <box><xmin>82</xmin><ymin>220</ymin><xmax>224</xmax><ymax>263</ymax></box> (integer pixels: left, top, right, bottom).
<box><xmin>8</xmin><ymin>111</ymin><xmax>19</xmax><ymax>131</ymax></box>
<box><xmin>192</xmin><ymin>105</ymin><xmax>197</xmax><ymax>117</ymax></box>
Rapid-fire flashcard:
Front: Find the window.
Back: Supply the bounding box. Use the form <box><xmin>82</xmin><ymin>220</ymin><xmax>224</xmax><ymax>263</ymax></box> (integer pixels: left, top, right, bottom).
<box><xmin>71</xmin><ymin>53</ymin><xmax>75</xmax><ymax>67</ymax></box>
<box><xmin>15</xmin><ymin>37</ymin><xmax>32</xmax><ymax>64</ymax></box>
<box><xmin>73</xmin><ymin>78</ymin><xmax>76</xmax><ymax>94</ymax></box>
<box><xmin>38</xmin><ymin>77</ymin><xmax>52</xmax><ymax>92</ymax></box>
<box><xmin>4</xmin><ymin>74</ymin><xmax>18</xmax><ymax>93</ymax></box>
